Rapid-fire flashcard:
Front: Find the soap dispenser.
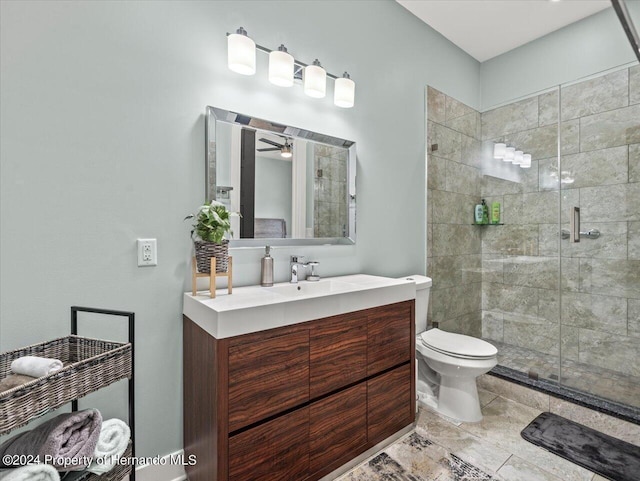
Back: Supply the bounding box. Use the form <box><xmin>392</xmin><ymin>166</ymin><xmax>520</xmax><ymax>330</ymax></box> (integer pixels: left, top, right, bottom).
<box><xmin>261</xmin><ymin>245</ymin><xmax>274</xmax><ymax>287</ymax></box>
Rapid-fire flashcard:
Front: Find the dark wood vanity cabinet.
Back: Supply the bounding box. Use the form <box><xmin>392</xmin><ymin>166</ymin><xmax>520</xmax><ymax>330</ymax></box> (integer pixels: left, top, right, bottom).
<box><xmin>183</xmin><ymin>300</ymin><xmax>415</xmax><ymax>481</ymax></box>
<box><xmin>228</xmin><ymin>330</ymin><xmax>310</xmax><ymax>431</ymax></box>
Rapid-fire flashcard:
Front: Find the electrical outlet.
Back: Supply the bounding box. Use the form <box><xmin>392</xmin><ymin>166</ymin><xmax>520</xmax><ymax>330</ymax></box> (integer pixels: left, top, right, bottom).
<box><xmin>137</xmin><ymin>239</ymin><xmax>157</xmax><ymax>267</ymax></box>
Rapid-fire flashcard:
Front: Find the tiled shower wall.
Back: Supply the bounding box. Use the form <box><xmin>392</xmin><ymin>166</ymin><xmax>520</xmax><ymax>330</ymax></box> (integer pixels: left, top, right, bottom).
<box><xmin>479</xmin><ymin>65</ymin><xmax>640</xmax><ymax>379</ymax></box>
<box><xmin>426</xmin><ymin>87</ymin><xmax>483</xmax><ymax>336</ymax></box>
<box><xmin>314</xmin><ymin>144</ymin><xmax>348</xmax><ymax>238</ymax></box>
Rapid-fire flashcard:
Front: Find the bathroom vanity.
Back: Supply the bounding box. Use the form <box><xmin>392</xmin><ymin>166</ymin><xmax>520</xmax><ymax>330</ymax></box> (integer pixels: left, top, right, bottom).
<box><xmin>182</xmin><ymin>275</ymin><xmax>416</xmax><ymax>481</ymax></box>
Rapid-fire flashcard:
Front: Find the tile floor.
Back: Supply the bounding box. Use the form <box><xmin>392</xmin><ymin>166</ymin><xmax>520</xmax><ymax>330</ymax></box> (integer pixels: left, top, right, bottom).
<box><xmin>337</xmin><ymin>389</ymin><xmax>620</xmax><ymax>481</ymax></box>
<box><xmin>488</xmin><ymin>339</ymin><xmax>640</xmax><ymax>409</ymax></box>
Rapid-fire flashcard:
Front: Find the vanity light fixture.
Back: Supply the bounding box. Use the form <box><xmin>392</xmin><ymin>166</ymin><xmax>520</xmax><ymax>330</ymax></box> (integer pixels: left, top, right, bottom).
<box><xmin>503</xmin><ymin>147</ymin><xmax>515</xmax><ymax>162</ymax></box>
<box><xmin>269</xmin><ymin>44</ymin><xmax>294</xmax><ymax>87</ymax></box>
<box><xmin>227</xmin><ymin>27</ymin><xmax>256</xmax><ymax>75</ymax></box>
<box><xmin>304</xmin><ymin>59</ymin><xmax>327</xmax><ymax>98</ymax></box>
<box><xmin>513</xmin><ymin>150</ymin><xmax>524</xmax><ymax>165</ymax></box>
<box><xmin>226</xmin><ymin>27</ymin><xmax>355</xmax><ymax>108</ymax></box>
<box><xmin>334</xmin><ymin>72</ymin><xmax>355</xmax><ymax>108</ymax></box>
<box><xmin>493</xmin><ymin>142</ymin><xmax>530</xmax><ymax>168</ymax></box>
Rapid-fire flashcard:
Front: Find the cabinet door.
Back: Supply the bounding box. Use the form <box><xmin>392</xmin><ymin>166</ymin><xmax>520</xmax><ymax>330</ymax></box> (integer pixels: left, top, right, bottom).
<box><xmin>310</xmin><ymin>312</ymin><xmax>367</xmax><ymax>398</ymax></box>
<box><xmin>228</xmin><ymin>330</ymin><xmax>309</xmax><ymax>432</ymax></box>
<box><xmin>367</xmin><ymin>302</ymin><xmax>412</xmax><ymax>376</ymax></box>
<box><xmin>229</xmin><ymin>407</ymin><xmax>309</xmax><ymax>481</ymax></box>
<box><xmin>367</xmin><ymin>364</ymin><xmax>412</xmax><ymax>443</ymax></box>
<box><xmin>309</xmin><ymin>384</ymin><xmax>367</xmax><ymax>475</ymax></box>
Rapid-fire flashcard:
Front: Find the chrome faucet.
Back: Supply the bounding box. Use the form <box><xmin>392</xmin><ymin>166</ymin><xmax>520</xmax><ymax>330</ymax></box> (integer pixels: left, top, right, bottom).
<box><xmin>289</xmin><ymin>256</ymin><xmax>320</xmax><ymax>283</ymax></box>
<box><xmin>289</xmin><ymin>255</ymin><xmax>304</xmax><ymax>283</ymax></box>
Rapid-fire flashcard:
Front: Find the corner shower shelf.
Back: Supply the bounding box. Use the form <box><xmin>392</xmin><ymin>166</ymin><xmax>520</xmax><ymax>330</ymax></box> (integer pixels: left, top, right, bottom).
<box><xmin>0</xmin><ymin>307</ymin><xmax>135</xmax><ymax>481</ymax></box>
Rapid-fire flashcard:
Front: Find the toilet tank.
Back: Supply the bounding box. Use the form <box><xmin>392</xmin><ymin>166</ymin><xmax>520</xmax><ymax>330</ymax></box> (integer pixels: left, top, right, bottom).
<box><xmin>404</xmin><ymin>275</ymin><xmax>432</xmax><ymax>333</ymax></box>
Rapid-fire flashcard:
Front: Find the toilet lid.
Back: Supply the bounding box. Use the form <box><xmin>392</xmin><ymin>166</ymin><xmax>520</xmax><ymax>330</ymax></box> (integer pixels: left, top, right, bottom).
<box><xmin>420</xmin><ymin>328</ymin><xmax>498</xmax><ymax>359</ymax></box>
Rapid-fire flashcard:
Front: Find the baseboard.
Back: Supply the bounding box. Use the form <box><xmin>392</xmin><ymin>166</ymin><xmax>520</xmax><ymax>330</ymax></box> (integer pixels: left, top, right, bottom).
<box><xmin>133</xmin><ymin>449</ymin><xmax>187</xmax><ymax>481</ymax></box>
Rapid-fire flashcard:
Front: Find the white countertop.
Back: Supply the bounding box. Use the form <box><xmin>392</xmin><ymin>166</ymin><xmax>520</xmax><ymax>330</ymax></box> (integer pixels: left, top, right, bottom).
<box><xmin>183</xmin><ymin>274</ymin><xmax>417</xmax><ymax>339</ymax></box>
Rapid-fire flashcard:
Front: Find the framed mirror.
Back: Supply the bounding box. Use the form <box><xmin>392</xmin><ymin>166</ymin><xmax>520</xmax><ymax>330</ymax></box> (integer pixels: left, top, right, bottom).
<box><xmin>206</xmin><ymin>106</ymin><xmax>356</xmax><ymax>247</ymax></box>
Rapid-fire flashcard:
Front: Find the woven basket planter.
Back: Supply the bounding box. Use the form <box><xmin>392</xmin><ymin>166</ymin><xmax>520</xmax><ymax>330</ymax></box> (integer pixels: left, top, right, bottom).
<box><xmin>0</xmin><ymin>336</ymin><xmax>132</xmax><ymax>435</ymax></box>
<box><xmin>194</xmin><ymin>239</ymin><xmax>229</xmax><ymax>274</ymax></box>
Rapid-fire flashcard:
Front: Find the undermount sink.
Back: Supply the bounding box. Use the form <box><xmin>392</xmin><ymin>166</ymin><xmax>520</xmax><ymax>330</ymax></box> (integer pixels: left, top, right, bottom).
<box><xmin>183</xmin><ymin>274</ymin><xmax>416</xmax><ymax>339</ymax></box>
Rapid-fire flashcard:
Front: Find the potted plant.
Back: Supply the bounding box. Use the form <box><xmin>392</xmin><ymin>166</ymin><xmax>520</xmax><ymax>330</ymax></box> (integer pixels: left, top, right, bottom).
<box><xmin>185</xmin><ymin>201</ymin><xmax>234</xmax><ymax>273</ymax></box>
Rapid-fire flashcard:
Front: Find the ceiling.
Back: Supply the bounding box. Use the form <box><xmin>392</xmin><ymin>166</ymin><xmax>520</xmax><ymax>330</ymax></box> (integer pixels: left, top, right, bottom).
<box><xmin>396</xmin><ymin>0</ymin><xmax>612</xmax><ymax>62</ymax></box>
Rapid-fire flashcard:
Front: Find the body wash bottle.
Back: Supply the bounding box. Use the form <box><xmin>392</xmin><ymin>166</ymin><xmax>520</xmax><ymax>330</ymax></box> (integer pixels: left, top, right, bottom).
<box><xmin>475</xmin><ymin>203</ymin><xmax>484</xmax><ymax>224</ymax></box>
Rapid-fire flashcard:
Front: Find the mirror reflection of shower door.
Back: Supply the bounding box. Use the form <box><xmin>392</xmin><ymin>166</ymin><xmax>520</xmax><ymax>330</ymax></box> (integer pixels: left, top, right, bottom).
<box><xmin>558</xmin><ymin>65</ymin><xmax>640</xmax><ymax>409</ymax></box>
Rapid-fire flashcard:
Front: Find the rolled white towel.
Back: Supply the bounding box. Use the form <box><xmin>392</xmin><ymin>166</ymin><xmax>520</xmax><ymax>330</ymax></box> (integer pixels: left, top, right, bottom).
<box><xmin>0</xmin><ymin>464</ymin><xmax>60</xmax><ymax>481</ymax></box>
<box><xmin>10</xmin><ymin>357</ymin><xmax>63</xmax><ymax>378</ymax></box>
<box><xmin>87</xmin><ymin>419</ymin><xmax>130</xmax><ymax>475</ymax></box>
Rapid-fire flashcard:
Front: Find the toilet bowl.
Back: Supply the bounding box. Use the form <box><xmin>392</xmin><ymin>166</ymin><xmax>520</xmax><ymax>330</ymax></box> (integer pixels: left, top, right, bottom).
<box><xmin>406</xmin><ymin>275</ymin><xmax>498</xmax><ymax>423</ymax></box>
<box><xmin>417</xmin><ymin>328</ymin><xmax>497</xmax><ymax>422</ymax></box>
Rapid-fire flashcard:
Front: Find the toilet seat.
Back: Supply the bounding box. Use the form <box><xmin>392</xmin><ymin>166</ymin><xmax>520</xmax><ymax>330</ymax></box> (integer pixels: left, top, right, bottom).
<box><xmin>420</xmin><ymin>328</ymin><xmax>497</xmax><ymax>360</ymax></box>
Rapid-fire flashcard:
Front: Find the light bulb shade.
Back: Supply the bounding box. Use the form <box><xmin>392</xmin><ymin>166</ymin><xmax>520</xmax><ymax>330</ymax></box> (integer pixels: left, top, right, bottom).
<box><xmin>269</xmin><ymin>46</ymin><xmax>294</xmax><ymax>87</ymax></box>
<box><xmin>334</xmin><ymin>72</ymin><xmax>355</xmax><ymax>108</ymax></box>
<box><xmin>521</xmin><ymin>153</ymin><xmax>532</xmax><ymax>168</ymax></box>
<box><xmin>281</xmin><ymin>142</ymin><xmax>292</xmax><ymax>158</ymax></box>
<box><xmin>493</xmin><ymin>143</ymin><xmax>506</xmax><ymax>159</ymax></box>
<box><xmin>503</xmin><ymin>147</ymin><xmax>515</xmax><ymax>162</ymax></box>
<box><xmin>304</xmin><ymin>60</ymin><xmax>326</xmax><ymax>98</ymax></box>
<box><xmin>228</xmin><ymin>29</ymin><xmax>256</xmax><ymax>75</ymax></box>
<box><xmin>513</xmin><ymin>150</ymin><xmax>524</xmax><ymax>165</ymax></box>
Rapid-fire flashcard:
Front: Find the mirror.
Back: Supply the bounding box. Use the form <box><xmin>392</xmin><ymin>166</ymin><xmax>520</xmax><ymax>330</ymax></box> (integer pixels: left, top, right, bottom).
<box><xmin>206</xmin><ymin>106</ymin><xmax>356</xmax><ymax>247</ymax></box>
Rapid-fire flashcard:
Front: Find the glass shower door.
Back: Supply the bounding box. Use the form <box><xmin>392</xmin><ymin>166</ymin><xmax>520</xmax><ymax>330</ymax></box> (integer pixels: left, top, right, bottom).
<box><xmin>558</xmin><ymin>65</ymin><xmax>640</xmax><ymax>408</ymax></box>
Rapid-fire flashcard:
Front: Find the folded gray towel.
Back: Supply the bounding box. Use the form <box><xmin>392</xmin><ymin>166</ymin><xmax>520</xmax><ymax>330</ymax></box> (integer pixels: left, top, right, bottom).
<box><xmin>0</xmin><ymin>375</ymin><xmax>37</xmax><ymax>394</ymax></box>
<box><xmin>0</xmin><ymin>464</ymin><xmax>60</xmax><ymax>481</ymax></box>
<box><xmin>0</xmin><ymin>409</ymin><xmax>102</xmax><ymax>471</ymax></box>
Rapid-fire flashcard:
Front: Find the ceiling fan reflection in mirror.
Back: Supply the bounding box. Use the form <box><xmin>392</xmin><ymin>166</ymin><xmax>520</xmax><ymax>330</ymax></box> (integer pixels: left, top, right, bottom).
<box><xmin>257</xmin><ymin>135</ymin><xmax>293</xmax><ymax>159</ymax></box>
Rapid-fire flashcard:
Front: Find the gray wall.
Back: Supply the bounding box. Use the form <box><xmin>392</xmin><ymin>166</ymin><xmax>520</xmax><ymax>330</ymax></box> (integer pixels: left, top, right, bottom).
<box><xmin>255</xmin><ymin>155</ymin><xmax>292</xmax><ymax>235</ymax></box>
<box><xmin>0</xmin><ymin>0</ymin><xmax>480</xmax><ymax>457</ymax></box>
<box><xmin>480</xmin><ymin>3</ymin><xmax>640</xmax><ymax>110</ymax></box>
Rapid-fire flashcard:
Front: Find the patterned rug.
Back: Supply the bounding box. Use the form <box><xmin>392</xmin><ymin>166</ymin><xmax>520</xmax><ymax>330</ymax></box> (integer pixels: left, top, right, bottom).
<box><xmin>338</xmin><ymin>429</ymin><xmax>495</xmax><ymax>481</ymax></box>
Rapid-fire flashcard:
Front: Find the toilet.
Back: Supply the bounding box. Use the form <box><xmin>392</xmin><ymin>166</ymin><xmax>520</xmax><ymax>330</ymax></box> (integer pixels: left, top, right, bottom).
<box><xmin>408</xmin><ymin>275</ymin><xmax>498</xmax><ymax>423</ymax></box>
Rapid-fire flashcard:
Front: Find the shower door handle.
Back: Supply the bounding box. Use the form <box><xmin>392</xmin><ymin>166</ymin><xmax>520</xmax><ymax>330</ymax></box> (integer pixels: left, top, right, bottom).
<box><xmin>570</xmin><ymin>207</ymin><xmax>580</xmax><ymax>243</ymax></box>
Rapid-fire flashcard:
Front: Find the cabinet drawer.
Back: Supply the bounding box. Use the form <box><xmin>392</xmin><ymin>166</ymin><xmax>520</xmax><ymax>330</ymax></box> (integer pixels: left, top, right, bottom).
<box><xmin>310</xmin><ymin>312</ymin><xmax>367</xmax><ymax>398</ymax></box>
<box><xmin>309</xmin><ymin>383</ymin><xmax>367</xmax><ymax>475</ymax></box>
<box><xmin>367</xmin><ymin>364</ymin><xmax>413</xmax><ymax>443</ymax></box>
<box><xmin>367</xmin><ymin>302</ymin><xmax>412</xmax><ymax>376</ymax></box>
<box><xmin>229</xmin><ymin>407</ymin><xmax>309</xmax><ymax>481</ymax></box>
<box><xmin>228</xmin><ymin>330</ymin><xmax>309</xmax><ymax>432</ymax></box>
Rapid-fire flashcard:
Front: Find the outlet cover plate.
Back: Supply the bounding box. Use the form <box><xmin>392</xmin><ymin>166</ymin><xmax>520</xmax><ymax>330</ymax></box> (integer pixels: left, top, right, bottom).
<box><xmin>137</xmin><ymin>238</ymin><xmax>157</xmax><ymax>267</ymax></box>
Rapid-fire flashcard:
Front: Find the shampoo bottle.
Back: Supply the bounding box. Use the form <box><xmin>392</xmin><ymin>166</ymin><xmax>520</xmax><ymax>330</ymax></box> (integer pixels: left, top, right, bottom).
<box><xmin>491</xmin><ymin>202</ymin><xmax>501</xmax><ymax>224</ymax></box>
<box><xmin>260</xmin><ymin>245</ymin><xmax>274</xmax><ymax>287</ymax></box>
<box><xmin>481</xmin><ymin>199</ymin><xmax>489</xmax><ymax>224</ymax></box>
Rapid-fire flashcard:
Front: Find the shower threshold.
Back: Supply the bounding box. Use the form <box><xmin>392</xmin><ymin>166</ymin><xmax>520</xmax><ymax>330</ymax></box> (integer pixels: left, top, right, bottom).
<box><xmin>485</xmin><ymin>339</ymin><xmax>640</xmax><ymax>426</ymax></box>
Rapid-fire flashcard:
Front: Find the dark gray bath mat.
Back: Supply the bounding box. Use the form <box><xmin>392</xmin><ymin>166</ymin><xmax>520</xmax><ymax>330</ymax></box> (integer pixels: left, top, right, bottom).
<box><xmin>521</xmin><ymin>412</ymin><xmax>640</xmax><ymax>481</ymax></box>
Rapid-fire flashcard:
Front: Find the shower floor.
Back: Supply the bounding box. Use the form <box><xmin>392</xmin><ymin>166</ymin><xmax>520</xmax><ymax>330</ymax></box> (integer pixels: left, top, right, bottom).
<box><xmin>487</xmin><ymin>339</ymin><xmax>640</xmax><ymax>410</ymax></box>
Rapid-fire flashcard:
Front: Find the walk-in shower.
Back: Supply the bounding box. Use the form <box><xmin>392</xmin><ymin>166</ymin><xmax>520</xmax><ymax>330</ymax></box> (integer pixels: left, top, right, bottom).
<box><xmin>426</xmin><ymin>2</ymin><xmax>639</xmax><ymax>417</ymax></box>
